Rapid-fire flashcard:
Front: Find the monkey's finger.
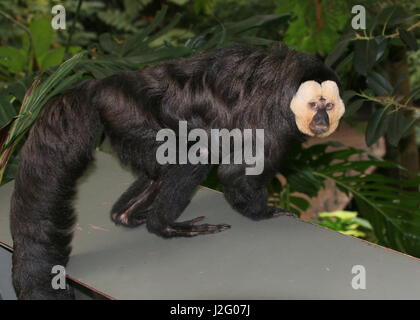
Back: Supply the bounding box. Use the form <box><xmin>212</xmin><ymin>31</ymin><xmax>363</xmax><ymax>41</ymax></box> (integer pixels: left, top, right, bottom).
<box><xmin>176</xmin><ymin>216</ymin><xmax>206</xmax><ymax>226</ymax></box>
<box><xmin>189</xmin><ymin>223</ymin><xmax>231</xmax><ymax>232</ymax></box>
<box><xmin>164</xmin><ymin>223</ymin><xmax>231</xmax><ymax>237</ymax></box>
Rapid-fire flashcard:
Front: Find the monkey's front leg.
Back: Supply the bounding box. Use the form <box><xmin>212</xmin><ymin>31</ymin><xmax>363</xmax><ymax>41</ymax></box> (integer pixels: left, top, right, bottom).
<box><xmin>218</xmin><ymin>164</ymin><xmax>297</xmax><ymax>220</ymax></box>
<box><xmin>146</xmin><ymin>164</ymin><xmax>231</xmax><ymax>238</ymax></box>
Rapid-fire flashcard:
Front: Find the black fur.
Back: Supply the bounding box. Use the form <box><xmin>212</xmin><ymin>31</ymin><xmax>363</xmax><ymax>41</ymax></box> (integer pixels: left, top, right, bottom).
<box><xmin>10</xmin><ymin>44</ymin><xmax>341</xmax><ymax>299</ymax></box>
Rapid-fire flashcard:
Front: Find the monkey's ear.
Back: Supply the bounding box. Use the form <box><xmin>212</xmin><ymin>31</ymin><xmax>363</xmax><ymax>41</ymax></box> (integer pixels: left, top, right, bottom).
<box><xmin>318</xmin><ymin>80</ymin><xmax>345</xmax><ymax>137</ymax></box>
<box><xmin>290</xmin><ymin>81</ymin><xmax>322</xmax><ymax>136</ymax></box>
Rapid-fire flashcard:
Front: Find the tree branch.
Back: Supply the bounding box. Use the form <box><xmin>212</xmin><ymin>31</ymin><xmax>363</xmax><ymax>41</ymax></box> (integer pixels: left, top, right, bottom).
<box><xmin>353</xmin><ymin>20</ymin><xmax>420</xmax><ymax>41</ymax></box>
<box><xmin>358</xmin><ymin>93</ymin><xmax>420</xmax><ymax>111</ymax></box>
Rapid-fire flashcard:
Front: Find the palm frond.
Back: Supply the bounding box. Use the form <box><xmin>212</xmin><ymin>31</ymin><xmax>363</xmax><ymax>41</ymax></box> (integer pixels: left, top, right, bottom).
<box><xmin>276</xmin><ymin>142</ymin><xmax>420</xmax><ymax>257</ymax></box>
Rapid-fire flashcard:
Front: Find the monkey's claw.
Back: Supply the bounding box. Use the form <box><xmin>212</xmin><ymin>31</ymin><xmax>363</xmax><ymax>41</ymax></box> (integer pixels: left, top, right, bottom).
<box><xmin>177</xmin><ymin>216</ymin><xmax>206</xmax><ymax>226</ymax></box>
<box><xmin>162</xmin><ymin>216</ymin><xmax>231</xmax><ymax>237</ymax></box>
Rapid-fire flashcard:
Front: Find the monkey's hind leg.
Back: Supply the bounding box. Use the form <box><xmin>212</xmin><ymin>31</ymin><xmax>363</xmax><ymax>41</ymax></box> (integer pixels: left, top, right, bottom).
<box><xmin>111</xmin><ymin>174</ymin><xmax>160</xmax><ymax>227</ymax></box>
<box><xmin>146</xmin><ymin>164</ymin><xmax>231</xmax><ymax>238</ymax></box>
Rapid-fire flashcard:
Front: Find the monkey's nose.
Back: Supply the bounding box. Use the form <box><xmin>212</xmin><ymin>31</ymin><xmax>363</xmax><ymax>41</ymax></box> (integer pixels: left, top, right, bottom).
<box><xmin>309</xmin><ymin>108</ymin><xmax>329</xmax><ymax>135</ymax></box>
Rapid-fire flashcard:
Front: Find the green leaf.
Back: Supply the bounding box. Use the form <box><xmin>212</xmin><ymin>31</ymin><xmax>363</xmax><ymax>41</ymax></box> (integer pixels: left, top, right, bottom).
<box><xmin>325</xmin><ymin>35</ymin><xmax>351</xmax><ymax>67</ymax></box>
<box><xmin>366</xmin><ymin>71</ymin><xmax>393</xmax><ymax>95</ymax></box>
<box><xmin>45</xmin><ymin>72</ymin><xmax>85</xmax><ymax>101</ymax></box>
<box><xmin>403</xmin><ymin>86</ymin><xmax>420</xmax><ymax>103</ymax></box>
<box><xmin>288</xmin><ymin>168</ymin><xmax>323</xmax><ymax>197</ymax></box>
<box><xmin>289</xmin><ymin>196</ymin><xmax>310</xmax><ymax>211</ymax></box>
<box><xmin>353</xmin><ymin>40</ymin><xmax>377</xmax><ymax>75</ymax></box>
<box><xmin>343</xmin><ymin>90</ymin><xmax>357</xmax><ymax>103</ymax></box>
<box><xmin>68</xmin><ymin>46</ymin><xmax>82</xmax><ymax>55</ymax></box>
<box><xmin>397</xmin><ymin>117</ymin><xmax>417</xmax><ymax>143</ymax></box>
<box><xmin>387</xmin><ymin>109</ymin><xmax>407</xmax><ymax>147</ymax></box>
<box><xmin>143</xmin><ymin>14</ymin><xmax>184</xmax><ymax>49</ymax></box>
<box><xmin>223</xmin><ymin>14</ymin><xmax>289</xmax><ymax>35</ymax></box>
<box><xmin>0</xmin><ymin>94</ymin><xmax>16</xmax><ymax>129</ymax></box>
<box><xmin>149</xmin><ymin>28</ymin><xmax>194</xmax><ymax>48</ymax></box>
<box><xmin>353</xmin><ymin>217</ymin><xmax>372</xmax><ymax>230</ymax></box>
<box><xmin>365</xmin><ymin>107</ymin><xmax>390</xmax><ymax>146</ymax></box>
<box><xmin>399</xmin><ymin>29</ymin><xmax>418</xmax><ymax>51</ymax></box>
<box><xmin>374</xmin><ymin>36</ymin><xmax>388</xmax><ymax>61</ymax></box>
<box><xmin>319</xmin><ymin>210</ymin><xmax>357</xmax><ymax>220</ymax></box>
<box><xmin>29</xmin><ymin>17</ymin><xmax>54</xmax><ymax>60</ymax></box>
<box><xmin>6</xmin><ymin>83</ymin><xmax>26</xmax><ymax>103</ymax></box>
<box><xmin>0</xmin><ymin>46</ymin><xmax>27</xmax><ymax>73</ymax></box>
<box><xmin>39</xmin><ymin>48</ymin><xmax>65</xmax><ymax>69</ymax></box>
<box><xmin>99</xmin><ymin>33</ymin><xmax>119</xmax><ymax>54</ymax></box>
<box><xmin>377</xmin><ymin>6</ymin><xmax>407</xmax><ymax>27</ymax></box>
<box><xmin>120</xmin><ymin>5</ymin><xmax>170</xmax><ymax>56</ymax></box>
<box><xmin>344</xmin><ymin>99</ymin><xmax>364</xmax><ymax>119</ymax></box>
<box><xmin>97</xmin><ymin>10</ymin><xmax>142</xmax><ymax>33</ymax></box>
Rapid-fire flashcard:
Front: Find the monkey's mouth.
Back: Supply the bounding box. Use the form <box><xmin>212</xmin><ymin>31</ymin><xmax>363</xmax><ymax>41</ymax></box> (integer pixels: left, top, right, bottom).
<box><xmin>309</xmin><ymin>123</ymin><xmax>329</xmax><ymax>136</ymax></box>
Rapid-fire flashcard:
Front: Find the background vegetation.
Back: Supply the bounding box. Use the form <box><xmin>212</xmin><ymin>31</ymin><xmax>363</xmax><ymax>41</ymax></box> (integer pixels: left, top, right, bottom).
<box><xmin>0</xmin><ymin>0</ymin><xmax>419</xmax><ymax>257</ymax></box>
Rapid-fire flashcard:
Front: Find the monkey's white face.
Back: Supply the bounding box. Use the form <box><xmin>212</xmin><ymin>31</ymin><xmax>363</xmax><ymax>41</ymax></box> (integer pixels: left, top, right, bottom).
<box><xmin>290</xmin><ymin>80</ymin><xmax>345</xmax><ymax>137</ymax></box>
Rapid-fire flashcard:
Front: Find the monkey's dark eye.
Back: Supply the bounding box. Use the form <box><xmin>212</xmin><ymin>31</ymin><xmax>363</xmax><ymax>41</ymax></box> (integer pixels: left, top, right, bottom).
<box><xmin>309</xmin><ymin>102</ymin><xmax>317</xmax><ymax>109</ymax></box>
<box><xmin>326</xmin><ymin>103</ymin><xmax>334</xmax><ymax>110</ymax></box>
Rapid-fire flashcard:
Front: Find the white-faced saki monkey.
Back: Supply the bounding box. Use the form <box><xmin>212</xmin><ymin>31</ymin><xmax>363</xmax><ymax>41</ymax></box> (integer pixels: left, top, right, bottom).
<box><xmin>10</xmin><ymin>44</ymin><xmax>345</xmax><ymax>299</ymax></box>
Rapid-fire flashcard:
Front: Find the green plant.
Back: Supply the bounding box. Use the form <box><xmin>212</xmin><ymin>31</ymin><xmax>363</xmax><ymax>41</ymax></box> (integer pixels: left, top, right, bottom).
<box><xmin>273</xmin><ymin>1</ymin><xmax>419</xmax><ymax>170</ymax></box>
<box><xmin>316</xmin><ymin>210</ymin><xmax>372</xmax><ymax>238</ymax></box>
<box><xmin>270</xmin><ymin>142</ymin><xmax>420</xmax><ymax>257</ymax></box>
<box><xmin>0</xmin><ymin>14</ymin><xmax>76</xmax><ymax>79</ymax></box>
<box><xmin>325</xmin><ymin>3</ymin><xmax>419</xmax><ymax>150</ymax></box>
<box><xmin>96</xmin><ymin>0</ymin><xmax>152</xmax><ymax>33</ymax></box>
<box><xmin>275</xmin><ymin>0</ymin><xmax>350</xmax><ymax>55</ymax></box>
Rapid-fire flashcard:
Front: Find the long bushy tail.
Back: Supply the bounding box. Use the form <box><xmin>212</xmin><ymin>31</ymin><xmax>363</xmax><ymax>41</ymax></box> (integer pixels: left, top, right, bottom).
<box><xmin>10</xmin><ymin>80</ymin><xmax>101</xmax><ymax>299</ymax></box>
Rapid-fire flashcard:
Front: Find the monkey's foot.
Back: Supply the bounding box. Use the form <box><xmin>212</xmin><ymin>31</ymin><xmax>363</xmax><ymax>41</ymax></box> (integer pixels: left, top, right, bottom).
<box><xmin>161</xmin><ymin>216</ymin><xmax>231</xmax><ymax>237</ymax></box>
<box><xmin>111</xmin><ymin>209</ymin><xmax>150</xmax><ymax>228</ymax></box>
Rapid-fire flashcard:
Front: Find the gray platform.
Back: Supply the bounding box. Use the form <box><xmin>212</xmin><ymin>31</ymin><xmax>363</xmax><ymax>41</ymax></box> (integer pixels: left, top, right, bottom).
<box><xmin>0</xmin><ymin>151</ymin><xmax>419</xmax><ymax>299</ymax></box>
